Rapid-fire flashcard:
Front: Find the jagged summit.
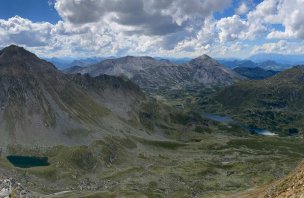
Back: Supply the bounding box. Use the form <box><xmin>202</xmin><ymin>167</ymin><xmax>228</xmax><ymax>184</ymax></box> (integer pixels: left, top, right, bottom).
<box><xmin>0</xmin><ymin>45</ymin><xmax>36</xmax><ymax>59</ymax></box>
<box><xmin>0</xmin><ymin>45</ymin><xmax>56</xmax><ymax>72</ymax></box>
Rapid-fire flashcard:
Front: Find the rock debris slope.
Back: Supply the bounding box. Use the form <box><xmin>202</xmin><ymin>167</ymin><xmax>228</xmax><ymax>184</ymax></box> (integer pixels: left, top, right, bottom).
<box><xmin>0</xmin><ymin>45</ymin><xmax>144</xmax><ymax>146</ymax></box>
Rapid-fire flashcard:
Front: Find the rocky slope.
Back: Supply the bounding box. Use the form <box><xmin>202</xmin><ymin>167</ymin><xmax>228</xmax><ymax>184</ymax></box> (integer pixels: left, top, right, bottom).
<box><xmin>186</xmin><ymin>55</ymin><xmax>241</xmax><ymax>85</ymax></box>
<box><xmin>66</xmin><ymin>55</ymin><xmax>241</xmax><ymax>93</ymax></box>
<box><xmin>75</xmin><ymin>56</ymin><xmax>173</xmax><ymax>78</ymax></box>
<box><xmin>63</xmin><ymin>65</ymin><xmax>84</xmax><ymax>74</ymax></box>
<box><xmin>262</xmin><ymin>161</ymin><xmax>304</xmax><ymax>198</ymax></box>
<box><xmin>235</xmin><ymin>160</ymin><xmax>304</xmax><ymax>198</ymax></box>
<box><xmin>69</xmin><ymin>73</ymin><xmax>145</xmax><ymax>120</ymax></box>
<box><xmin>0</xmin><ymin>45</ymin><xmax>145</xmax><ymax>147</ymax></box>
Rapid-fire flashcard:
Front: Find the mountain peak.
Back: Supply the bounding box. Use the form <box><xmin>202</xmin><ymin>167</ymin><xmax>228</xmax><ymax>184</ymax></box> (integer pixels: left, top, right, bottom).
<box><xmin>2</xmin><ymin>44</ymin><xmax>27</xmax><ymax>53</ymax></box>
<box><xmin>0</xmin><ymin>45</ymin><xmax>35</xmax><ymax>59</ymax></box>
<box><xmin>190</xmin><ymin>54</ymin><xmax>219</xmax><ymax>66</ymax></box>
<box><xmin>196</xmin><ymin>54</ymin><xmax>212</xmax><ymax>60</ymax></box>
<box><xmin>0</xmin><ymin>45</ymin><xmax>57</xmax><ymax>72</ymax></box>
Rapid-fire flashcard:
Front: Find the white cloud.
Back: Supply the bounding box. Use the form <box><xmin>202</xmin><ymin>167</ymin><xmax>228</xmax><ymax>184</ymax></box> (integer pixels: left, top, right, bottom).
<box><xmin>0</xmin><ymin>0</ymin><xmax>304</xmax><ymax>58</ymax></box>
<box><xmin>0</xmin><ymin>0</ymin><xmax>234</xmax><ymax>57</ymax></box>
<box><xmin>0</xmin><ymin>16</ymin><xmax>53</xmax><ymax>47</ymax></box>
<box><xmin>216</xmin><ymin>15</ymin><xmax>248</xmax><ymax>42</ymax></box>
<box><xmin>252</xmin><ymin>40</ymin><xmax>304</xmax><ymax>54</ymax></box>
<box><xmin>247</xmin><ymin>0</ymin><xmax>304</xmax><ymax>39</ymax></box>
<box><xmin>236</xmin><ymin>2</ymin><xmax>249</xmax><ymax>15</ymax></box>
<box><xmin>268</xmin><ymin>0</ymin><xmax>304</xmax><ymax>39</ymax></box>
<box><xmin>54</xmin><ymin>0</ymin><xmax>231</xmax><ymax>36</ymax></box>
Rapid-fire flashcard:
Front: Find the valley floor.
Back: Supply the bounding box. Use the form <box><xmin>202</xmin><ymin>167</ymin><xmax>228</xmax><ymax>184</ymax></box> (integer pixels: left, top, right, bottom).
<box><xmin>1</xmin><ymin>130</ymin><xmax>303</xmax><ymax>198</ymax></box>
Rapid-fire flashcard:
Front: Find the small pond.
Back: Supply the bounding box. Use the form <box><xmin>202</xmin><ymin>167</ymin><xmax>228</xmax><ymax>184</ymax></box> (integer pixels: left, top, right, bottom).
<box><xmin>203</xmin><ymin>113</ymin><xmax>234</xmax><ymax>124</ymax></box>
<box><xmin>245</xmin><ymin>127</ymin><xmax>277</xmax><ymax>136</ymax></box>
<box><xmin>203</xmin><ymin>113</ymin><xmax>277</xmax><ymax>136</ymax></box>
<box><xmin>6</xmin><ymin>155</ymin><xmax>50</xmax><ymax>168</ymax></box>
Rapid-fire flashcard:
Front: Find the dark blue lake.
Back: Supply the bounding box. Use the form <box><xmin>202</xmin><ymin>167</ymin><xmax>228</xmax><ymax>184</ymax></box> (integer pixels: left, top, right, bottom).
<box><xmin>7</xmin><ymin>155</ymin><xmax>50</xmax><ymax>168</ymax></box>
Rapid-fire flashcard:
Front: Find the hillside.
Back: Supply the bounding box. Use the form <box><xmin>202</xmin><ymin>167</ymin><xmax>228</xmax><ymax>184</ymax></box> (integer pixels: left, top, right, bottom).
<box><xmin>69</xmin><ymin>73</ymin><xmax>145</xmax><ymax>120</ymax></box>
<box><xmin>0</xmin><ymin>45</ymin><xmax>145</xmax><ymax>146</ymax></box>
<box><xmin>63</xmin><ymin>65</ymin><xmax>84</xmax><ymax>74</ymax></box>
<box><xmin>207</xmin><ymin>66</ymin><xmax>304</xmax><ymax>135</ymax></box>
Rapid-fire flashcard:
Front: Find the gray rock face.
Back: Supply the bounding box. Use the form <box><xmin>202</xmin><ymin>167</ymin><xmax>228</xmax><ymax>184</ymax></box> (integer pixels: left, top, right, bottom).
<box><xmin>186</xmin><ymin>55</ymin><xmax>241</xmax><ymax>85</ymax></box>
<box><xmin>67</xmin><ymin>54</ymin><xmax>241</xmax><ymax>92</ymax></box>
<box><xmin>78</xmin><ymin>56</ymin><xmax>173</xmax><ymax>78</ymax></box>
<box><xmin>0</xmin><ymin>45</ymin><xmax>145</xmax><ymax>146</ymax></box>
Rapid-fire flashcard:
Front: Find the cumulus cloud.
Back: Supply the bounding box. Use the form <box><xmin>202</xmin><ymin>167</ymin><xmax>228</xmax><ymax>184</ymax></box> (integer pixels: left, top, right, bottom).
<box><xmin>0</xmin><ymin>0</ymin><xmax>304</xmax><ymax>58</ymax></box>
<box><xmin>247</xmin><ymin>0</ymin><xmax>304</xmax><ymax>39</ymax></box>
<box><xmin>267</xmin><ymin>0</ymin><xmax>304</xmax><ymax>39</ymax></box>
<box><xmin>235</xmin><ymin>2</ymin><xmax>249</xmax><ymax>15</ymax></box>
<box><xmin>252</xmin><ymin>40</ymin><xmax>304</xmax><ymax>54</ymax></box>
<box><xmin>54</xmin><ymin>0</ymin><xmax>231</xmax><ymax>36</ymax></box>
<box><xmin>216</xmin><ymin>15</ymin><xmax>248</xmax><ymax>42</ymax></box>
<box><xmin>0</xmin><ymin>16</ymin><xmax>53</xmax><ymax>46</ymax></box>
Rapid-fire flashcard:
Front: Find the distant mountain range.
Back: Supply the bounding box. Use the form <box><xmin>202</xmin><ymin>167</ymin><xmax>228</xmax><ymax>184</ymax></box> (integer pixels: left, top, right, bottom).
<box><xmin>218</xmin><ymin>59</ymin><xmax>290</xmax><ymax>71</ymax></box>
<box><xmin>233</xmin><ymin>67</ymin><xmax>279</xmax><ymax>80</ymax></box>
<box><xmin>47</xmin><ymin>53</ymin><xmax>304</xmax><ymax>71</ymax></box>
<box><xmin>249</xmin><ymin>53</ymin><xmax>304</xmax><ymax>65</ymax></box>
<box><xmin>46</xmin><ymin>56</ymin><xmax>191</xmax><ymax>70</ymax></box>
<box><xmin>45</xmin><ymin>57</ymin><xmax>108</xmax><ymax>69</ymax></box>
<box><xmin>64</xmin><ymin>55</ymin><xmax>243</xmax><ymax>93</ymax></box>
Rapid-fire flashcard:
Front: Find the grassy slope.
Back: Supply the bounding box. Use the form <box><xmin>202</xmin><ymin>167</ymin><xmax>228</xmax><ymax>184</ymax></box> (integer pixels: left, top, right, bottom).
<box><xmin>1</xmin><ymin>124</ymin><xmax>304</xmax><ymax>197</ymax></box>
<box><xmin>202</xmin><ymin>66</ymin><xmax>304</xmax><ymax>135</ymax></box>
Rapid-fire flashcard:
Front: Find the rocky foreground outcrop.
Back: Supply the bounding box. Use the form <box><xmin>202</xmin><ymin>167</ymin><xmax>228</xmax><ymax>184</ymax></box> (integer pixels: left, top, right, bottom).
<box><xmin>236</xmin><ymin>161</ymin><xmax>304</xmax><ymax>198</ymax></box>
<box><xmin>262</xmin><ymin>161</ymin><xmax>304</xmax><ymax>198</ymax></box>
<box><xmin>0</xmin><ymin>177</ymin><xmax>34</xmax><ymax>198</ymax></box>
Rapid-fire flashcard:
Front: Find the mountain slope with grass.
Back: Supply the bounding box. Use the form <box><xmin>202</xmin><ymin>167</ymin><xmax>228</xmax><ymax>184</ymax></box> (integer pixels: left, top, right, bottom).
<box><xmin>206</xmin><ymin>66</ymin><xmax>304</xmax><ymax>135</ymax></box>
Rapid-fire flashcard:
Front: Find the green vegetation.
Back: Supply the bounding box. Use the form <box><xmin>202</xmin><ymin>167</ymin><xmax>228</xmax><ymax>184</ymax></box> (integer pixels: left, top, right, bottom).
<box><xmin>1</xmin><ymin>132</ymin><xmax>303</xmax><ymax>197</ymax></box>
<box><xmin>194</xmin><ymin>67</ymin><xmax>304</xmax><ymax>136</ymax></box>
<box><xmin>1</xmin><ymin>46</ymin><xmax>304</xmax><ymax>197</ymax></box>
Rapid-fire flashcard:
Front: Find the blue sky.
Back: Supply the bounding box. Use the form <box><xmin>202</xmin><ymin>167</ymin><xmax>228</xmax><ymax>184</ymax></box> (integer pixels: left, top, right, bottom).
<box><xmin>0</xmin><ymin>0</ymin><xmax>60</xmax><ymax>23</ymax></box>
<box><xmin>0</xmin><ymin>0</ymin><xmax>303</xmax><ymax>58</ymax></box>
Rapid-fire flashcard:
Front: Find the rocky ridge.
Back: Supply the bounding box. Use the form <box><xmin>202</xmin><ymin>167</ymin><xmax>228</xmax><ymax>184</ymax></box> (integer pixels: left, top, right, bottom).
<box><xmin>65</xmin><ymin>54</ymin><xmax>242</xmax><ymax>93</ymax></box>
<box><xmin>0</xmin><ymin>45</ymin><xmax>145</xmax><ymax>146</ymax></box>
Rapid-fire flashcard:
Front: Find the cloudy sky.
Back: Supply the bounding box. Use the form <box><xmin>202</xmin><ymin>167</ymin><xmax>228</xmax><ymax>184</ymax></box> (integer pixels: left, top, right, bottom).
<box><xmin>0</xmin><ymin>0</ymin><xmax>304</xmax><ymax>58</ymax></box>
